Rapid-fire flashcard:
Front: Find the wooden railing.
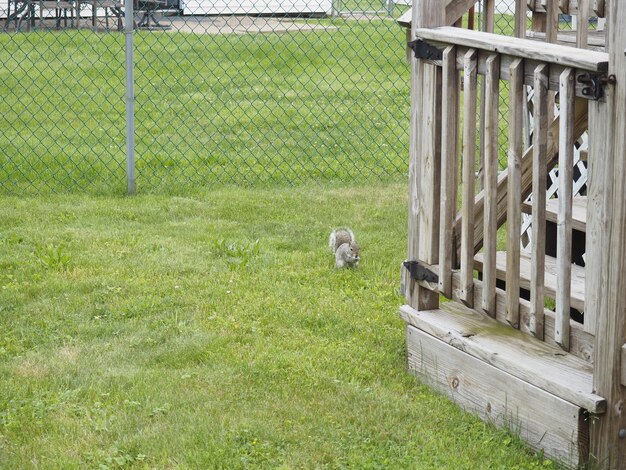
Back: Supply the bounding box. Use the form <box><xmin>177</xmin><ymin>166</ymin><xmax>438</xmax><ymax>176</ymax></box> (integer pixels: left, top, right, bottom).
<box><xmin>407</xmin><ymin>26</ymin><xmax>608</xmax><ymax>356</ymax></box>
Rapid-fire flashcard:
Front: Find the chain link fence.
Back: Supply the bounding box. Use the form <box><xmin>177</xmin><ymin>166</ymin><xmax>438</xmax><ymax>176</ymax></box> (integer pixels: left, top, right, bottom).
<box><xmin>1</xmin><ymin>0</ymin><xmax>526</xmax><ymax>194</ymax></box>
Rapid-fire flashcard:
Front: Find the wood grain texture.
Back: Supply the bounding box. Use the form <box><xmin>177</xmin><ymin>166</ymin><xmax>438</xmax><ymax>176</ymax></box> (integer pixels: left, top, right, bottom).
<box><xmin>405</xmin><ymin>323</ymin><xmax>589</xmax><ymax>466</ymax></box>
<box><xmin>576</xmin><ymin>0</ymin><xmax>588</xmax><ymax>49</ymax></box>
<box><xmin>521</xmin><ymin>196</ymin><xmax>587</xmax><ymax>232</ymax></box>
<box><xmin>409</xmin><ymin>260</ymin><xmax>596</xmax><ymax>363</ymax></box>
<box><xmin>530</xmin><ymin>64</ymin><xmax>548</xmax><ymax>340</ymax></box>
<box><xmin>415</xmin><ymin>27</ymin><xmax>609</xmax><ymax>72</ymax></box>
<box><xmin>506</xmin><ymin>58</ymin><xmax>524</xmax><ymax>329</ymax></box>
<box><xmin>515</xmin><ymin>0</ymin><xmax>526</xmax><ymax>38</ymax></box>
<box><xmin>460</xmin><ymin>48</ymin><xmax>478</xmax><ymax>306</ymax></box>
<box><xmin>589</xmin><ymin>0</ymin><xmax>626</xmax><ymax>464</ymax></box>
<box><xmin>401</xmin><ymin>302</ymin><xmax>605</xmax><ymax>413</ymax></box>
<box><xmin>438</xmin><ymin>46</ymin><xmax>459</xmax><ymax>298</ymax></box>
<box><xmin>555</xmin><ymin>68</ymin><xmax>575</xmax><ymax>351</ymax></box>
<box><xmin>405</xmin><ymin>0</ymin><xmax>443</xmax><ymax>311</ymax></box>
<box><xmin>481</xmin><ymin>53</ymin><xmax>499</xmax><ymax>316</ymax></box>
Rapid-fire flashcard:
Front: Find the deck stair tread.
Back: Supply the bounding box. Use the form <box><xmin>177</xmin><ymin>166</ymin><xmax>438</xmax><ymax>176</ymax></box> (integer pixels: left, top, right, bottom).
<box><xmin>474</xmin><ymin>250</ymin><xmax>586</xmax><ymax>311</ymax></box>
<box><xmin>399</xmin><ymin>302</ymin><xmax>605</xmax><ymax>413</ymax></box>
<box><xmin>521</xmin><ymin>196</ymin><xmax>587</xmax><ymax>232</ymax></box>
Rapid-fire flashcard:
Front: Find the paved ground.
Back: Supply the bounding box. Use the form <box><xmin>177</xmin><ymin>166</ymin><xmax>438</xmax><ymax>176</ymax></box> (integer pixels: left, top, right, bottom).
<box><xmin>1</xmin><ymin>14</ymin><xmax>338</xmax><ymax>34</ymax></box>
<box><xmin>164</xmin><ymin>15</ymin><xmax>336</xmax><ymax>35</ymax></box>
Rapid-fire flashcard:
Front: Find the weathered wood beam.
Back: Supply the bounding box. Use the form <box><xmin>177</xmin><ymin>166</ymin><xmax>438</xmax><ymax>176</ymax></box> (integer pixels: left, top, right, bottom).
<box><xmin>405</xmin><ymin>260</ymin><xmax>596</xmax><ymax>364</ymax></box>
<box><xmin>555</xmin><ymin>68</ymin><xmax>575</xmax><ymax>351</ymax></box>
<box><xmin>505</xmin><ymin>58</ymin><xmax>524</xmax><ymax>329</ymax></box>
<box><xmin>405</xmin><ymin>321</ymin><xmax>590</xmax><ymax>466</ymax></box>
<box><xmin>459</xmin><ymin>49</ymin><xmax>478</xmax><ymax>307</ymax></box>
<box><xmin>438</xmin><ymin>46</ymin><xmax>460</xmax><ymax>298</ymax></box>
<box><xmin>415</xmin><ymin>27</ymin><xmax>609</xmax><ymax>72</ymax></box>
<box><xmin>588</xmin><ymin>0</ymin><xmax>626</xmax><ymax>464</ymax></box>
<box><xmin>397</xmin><ymin>0</ymin><xmax>479</xmax><ymax>29</ymax></box>
<box><xmin>401</xmin><ymin>302</ymin><xmax>604</xmax><ymax>413</ymax></box>
<box><xmin>482</xmin><ymin>53</ymin><xmax>499</xmax><ymax>317</ymax></box>
<box><xmin>529</xmin><ymin>63</ymin><xmax>548</xmax><ymax>340</ymax></box>
<box><xmin>405</xmin><ymin>0</ymin><xmax>444</xmax><ymax>311</ymax></box>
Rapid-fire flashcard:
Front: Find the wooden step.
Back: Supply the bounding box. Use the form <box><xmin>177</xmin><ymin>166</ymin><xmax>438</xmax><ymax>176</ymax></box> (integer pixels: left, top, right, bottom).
<box><xmin>522</xmin><ymin>195</ymin><xmax>587</xmax><ymax>232</ymax></box>
<box><xmin>474</xmin><ymin>250</ymin><xmax>586</xmax><ymax>311</ymax></box>
<box><xmin>400</xmin><ymin>301</ymin><xmax>603</xmax><ymax>466</ymax></box>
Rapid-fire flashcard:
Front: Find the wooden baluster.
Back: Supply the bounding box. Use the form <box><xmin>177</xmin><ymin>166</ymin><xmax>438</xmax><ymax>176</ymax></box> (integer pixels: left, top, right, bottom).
<box><xmin>483</xmin><ymin>0</ymin><xmax>495</xmax><ymax>33</ymax></box>
<box><xmin>506</xmin><ymin>58</ymin><xmax>524</xmax><ymax>329</ymax></box>
<box><xmin>482</xmin><ymin>53</ymin><xmax>499</xmax><ymax>316</ymax></box>
<box><xmin>460</xmin><ymin>49</ymin><xmax>478</xmax><ymax>307</ymax></box>
<box><xmin>546</xmin><ymin>0</ymin><xmax>558</xmax><ymax>43</ymax></box>
<box><xmin>555</xmin><ymin>68</ymin><xmax>575</xmax><ymax>351</ymax></box>
<box><xmin>529</xmin><ymin>63</ymin><xmax>548</xmax><ymax>339</ymax></box>
<box><xmin>577</xmin><ymin>0</ymin><xmax>588</xmax><ymax>49</ymax></box>
<box><xmin>515</xmin><ymin>0</ymin><xmax>526</xmax><ymax>38</ymax></box>
<box><xmin>438</xmin><ymin>45</ymin><xmax>459</xmax><ymax>298</ymax></box>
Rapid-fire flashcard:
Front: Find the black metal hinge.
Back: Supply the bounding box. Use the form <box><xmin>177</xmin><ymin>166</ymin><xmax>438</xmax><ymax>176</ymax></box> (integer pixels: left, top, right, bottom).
<box><xmin>407</xmin><ymin>39</ymin><xmax>443</xmax><ymax>61</ymax></box>
<box><xmin>403</xmin><ymin>260</ymin><xmax>439</xmax><ymax>283</ymax></box>
<box><xmin>577</xmin><ymin>72</ymin><xmax>616</xmax><ymax>100</ymax></box>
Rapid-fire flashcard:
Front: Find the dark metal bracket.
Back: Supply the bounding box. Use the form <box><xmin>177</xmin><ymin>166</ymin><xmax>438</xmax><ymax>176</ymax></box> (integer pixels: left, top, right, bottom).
<box><xmin>407</xmin><ymin>39</ymin><xmax>443</xmax><ymax>61</ymax></box>
<box><xmin>577</xmin><ymin>72</ymin><xmax>616</xmax><ymax>100</ymax></box>
<box><xmin>403</xmin><ymin>260</ymin><xmax>439</xmax><ymax>284</ymax></box>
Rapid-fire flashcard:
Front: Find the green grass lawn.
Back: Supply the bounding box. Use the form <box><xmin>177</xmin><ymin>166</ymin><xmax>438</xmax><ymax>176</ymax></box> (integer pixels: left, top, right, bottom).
<box><xmin>0</xmin><ymin>183</ymin><xmax>556</xmax><ymax>468</ymax></box>
<box><xmin>0</xmin><ymin>18</ymin><xmax>411</xmax><ymax>194</ymax></box>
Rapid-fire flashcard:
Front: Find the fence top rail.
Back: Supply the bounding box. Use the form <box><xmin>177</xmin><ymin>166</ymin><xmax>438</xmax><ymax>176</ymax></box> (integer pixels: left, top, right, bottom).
<box><xmin>415</xmin><ymin>26</ymin><xmax>609</xmax><ymax>72</ymax></box>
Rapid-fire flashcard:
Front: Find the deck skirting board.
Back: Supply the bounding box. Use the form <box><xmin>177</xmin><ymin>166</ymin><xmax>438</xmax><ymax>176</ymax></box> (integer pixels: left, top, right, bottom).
<box><xmin>406</xmin><ymin>323</ymin><xmax>588</xmax><ymax>466</ymax></box>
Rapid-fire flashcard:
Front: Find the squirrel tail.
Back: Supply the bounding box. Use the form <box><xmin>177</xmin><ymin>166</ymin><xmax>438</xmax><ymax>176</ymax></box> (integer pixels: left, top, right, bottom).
<box><xmin>329</xmin><ymin>230</ymin><xmax>337</xmax><ymax>253</ymax></box>
<box><xmin>329</xmin><ymin>228</ymin><xmax>355</xmax><ymax>253</ymax></box>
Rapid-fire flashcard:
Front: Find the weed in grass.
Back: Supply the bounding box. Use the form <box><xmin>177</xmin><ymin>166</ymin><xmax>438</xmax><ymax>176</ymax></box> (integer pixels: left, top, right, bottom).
<box><xmin>210</xmin><ymin>238</ymin><xmax>260</xmax><ymax>269</ymax></box>
<box><xmin>34</xmin><ymin>243</ymin><xmax>71</xmax><ymax>271</ymax></box>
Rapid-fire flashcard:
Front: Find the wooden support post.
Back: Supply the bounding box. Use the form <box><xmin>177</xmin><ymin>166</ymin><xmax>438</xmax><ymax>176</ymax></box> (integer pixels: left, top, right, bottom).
<box><xmin>506</xmin><ymin>58</ymin><xmax>524</xmax><ymax>329</ymax></box>
<box><xmin>555</xmin><ymin>68</ymin><xmax>574</xmax><ymax>351</ymax></box>
<box><xmin>529</xmin><ymin>64</ymin><xmax>548</xmax><ymax>340</ymax></box>
<box><xmin>460</xmin><ymin>49</ymin><xmax>478</xmax><ymax>307</ymax></box>
<box><xmin>438</xmin><ymin>46</ymin><xmax>459</xmax><ymax>299</ymax></box>
<box><xmin>588</xmin><ymin>0</ymin><xmax>626</xmax><ymax>465</ymax></box>
<box><xmin>405</xmin><ymin>0</ymin><xmax>444</xmax><ymax>311</ymax></box>
<box><xmin>584</xmin><ymin>101</ymin><xmax>606</xmax><ymax>337</ymax></box>
<box><xmin>482</xmin><ymin>53</ymin><xmax>499</xmax><ymax>317</ymax></box>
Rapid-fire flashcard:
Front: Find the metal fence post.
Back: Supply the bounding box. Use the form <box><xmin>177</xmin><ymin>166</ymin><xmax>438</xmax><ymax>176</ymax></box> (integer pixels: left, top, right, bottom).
<box><xmin>125</xmin><ymin>0</ymin><xmax>135</xmax><ymax>195</ymax></box>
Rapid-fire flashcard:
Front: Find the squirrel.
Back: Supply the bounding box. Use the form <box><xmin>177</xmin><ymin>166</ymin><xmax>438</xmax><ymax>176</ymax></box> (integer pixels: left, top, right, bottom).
<box><xmin>328</xmin><ymin>228</ymin><xmax>360</xmax><ymax>268</ymax></box>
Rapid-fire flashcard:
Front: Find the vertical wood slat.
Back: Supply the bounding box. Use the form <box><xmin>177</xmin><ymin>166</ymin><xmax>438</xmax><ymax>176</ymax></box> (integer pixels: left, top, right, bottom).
<box><xmin>529</xmin><ymin>63</ymin><xmax>548</xmax><ymax>340</ymax></box>
<box><xmin>460</xmin><ymin>49</ymin><xmax>478</xmax><ymax>307</ymax></box>
<box><xmin>438</xmin><ymin>46</ymin><xmax>459</xmax><ymax>298</ymax></box>
<box><xmin>417</xmin><ymin>64</ymin><xmax>442</xmax><ymax>266</ymax></box>
<box><xmin>576</xmin><ymin>0</ymin><xmax>588</xmax><ymax>49</ymax></box>
<box><xmin>481</xmin><ymin>53</ymin><xmax>500</xmax><ymax>317</ymax></box>
<box><xmin>476</xmin><ymin>0</ymin><xmax>496</xmax><ymax>194</ymax></box>
<box><xmin>545</xmin><ymin>0</ymin><xmax>559</xmax><ymax>43</ymax></box>
<box><xmin>506</xmin><ymin>58</ymin><xmax>524</xmax><ymax>329</ymax></box>
<box><xmin>484</xmin><ymin>0</ymin><xmax>495</xmax><ymax>32</ymax></box>
<box><xmin>555</xmin><ymin>68</ymin><xmax>575</xmax><ymax>351</ymax></box>
<box><xmin>514</xmin><ymin>0</ymin><xmax>526</xmax><ymax>38</ymax></box>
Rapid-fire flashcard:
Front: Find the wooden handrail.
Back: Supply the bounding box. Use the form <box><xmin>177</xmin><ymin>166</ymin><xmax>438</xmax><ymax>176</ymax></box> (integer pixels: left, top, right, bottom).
<box><xmin>415</xmin><ymin>26</ymin><xmax>609</xmax><ymax>72</ymax></box>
